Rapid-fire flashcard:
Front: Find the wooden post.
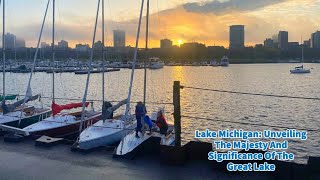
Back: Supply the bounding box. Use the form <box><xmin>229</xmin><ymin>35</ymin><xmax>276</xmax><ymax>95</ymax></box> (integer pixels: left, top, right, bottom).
<box><xmin>173</xmin><ymin>81</ymin><xmax>181</xmax><ymax>147</ymax></box>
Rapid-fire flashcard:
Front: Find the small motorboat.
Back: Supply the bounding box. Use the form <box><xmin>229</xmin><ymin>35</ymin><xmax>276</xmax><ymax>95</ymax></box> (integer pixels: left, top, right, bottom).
<box><xmin>220</xmin><ymin>56</ymin><xmax>229</xmax><ymax>67</ymax></box>
<box><xmin>290</xmin><ymin>65</ymin><xmax>311</xmax><ymax>74</ymax></box>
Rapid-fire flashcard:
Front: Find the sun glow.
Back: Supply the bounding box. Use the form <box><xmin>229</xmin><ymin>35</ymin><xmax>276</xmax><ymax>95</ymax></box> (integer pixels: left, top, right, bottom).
<box><xmin>178</xmin><ymin>39</ymin><xmax>183</xmax><ymax>47</ymax></box>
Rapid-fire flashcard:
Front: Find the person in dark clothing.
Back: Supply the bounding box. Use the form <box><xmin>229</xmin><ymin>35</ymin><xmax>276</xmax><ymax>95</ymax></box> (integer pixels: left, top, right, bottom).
<box><xmin>135</xmin><ymin>101</ymin><xmax>147</xmax><ymax>138</ymax></box>
<box><xmin>102</xmin><ymin>101</ymin><xmax>113</xmax><ymax>120</ymax></box>
<box><xmin>155</xmin><ymin>110</ymin><xmax>168</xmax><ymax>135</ymax></box>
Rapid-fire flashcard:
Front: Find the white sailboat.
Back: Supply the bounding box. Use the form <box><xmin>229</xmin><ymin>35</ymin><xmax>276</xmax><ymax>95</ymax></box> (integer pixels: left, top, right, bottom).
<box><xmin>290</xmin><ymin>43</ymin><xmax>310</xmax><ymax>74</ymax></box>
<box><xmin>78</xmin><ymin>0</ymin><xmax>137</xmax><ymax>150</ymax></box>
<box><xmin>114</xmin><ymin>0</ymin><xmax>175</xmax><ymax>158</ymax></box>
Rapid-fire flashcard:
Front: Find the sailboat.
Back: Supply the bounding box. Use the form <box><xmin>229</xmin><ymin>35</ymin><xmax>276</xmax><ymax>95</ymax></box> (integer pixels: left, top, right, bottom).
<box><xmin>77</xmin><ymin>0</ymin><xmax>136</xmax><ymax>150</ymax></box>
<box><xmin>290</xmin><ymin>40</ymin><xmax>310</xmax><ymax>74</ymax></box>
<box><xmin>114</xmin><ymin>0</ymin><xmax>175</xmax><ymax>158</ymax></box>
<box><xmin>0</xmin><ymin>0</ymin><xmax>51</xmax><ymax>129</ymax></box>
<box><xmin>21</xmin><ymin>0</ymin><xmax>101</xmax><ymax>138</ymax></box>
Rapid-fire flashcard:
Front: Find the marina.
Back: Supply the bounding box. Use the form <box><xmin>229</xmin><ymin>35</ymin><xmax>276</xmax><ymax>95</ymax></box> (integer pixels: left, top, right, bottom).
<box><xmin>0</xmin><ymin>0</ymin><xmax>320</xmax><ymax>179</ymax></box>
<box><xmin>1</xmin><ymin>64</ymin><xmax>320</xmax><ymax>162</ymax></box>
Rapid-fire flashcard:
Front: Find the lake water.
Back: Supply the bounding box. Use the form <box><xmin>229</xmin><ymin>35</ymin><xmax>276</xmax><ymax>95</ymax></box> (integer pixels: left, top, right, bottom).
<box><xmin>1</xmin><ymin>63</ymin><xmax>320</xmax><ymax>164</ymax></box>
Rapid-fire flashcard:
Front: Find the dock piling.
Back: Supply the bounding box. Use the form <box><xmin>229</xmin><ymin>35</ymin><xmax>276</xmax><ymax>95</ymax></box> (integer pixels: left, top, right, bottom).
<box><xmin>173</xmin><ymin>81</ymin><xmax>181</xmax><ymax>147</ymax></box>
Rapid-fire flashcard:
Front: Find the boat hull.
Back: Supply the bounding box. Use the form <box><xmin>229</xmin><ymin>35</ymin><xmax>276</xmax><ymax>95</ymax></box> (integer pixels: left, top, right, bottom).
<box><xmin>4</xmin><ymin>110</ymin><xmax>52</xmax><ymax>128</ymax></box>
<box><xmin>28</xmin><ymin>113</ymin><xmax>101</xmax><ymax>138</ymax></box>
<box><xmin>290</xmin><ymin>69</ymin><xmax>311</xmax><ymax>74</ymax></box>
<box><xmin>79</xmin><ymin>121</ymin><xmax>136</xmax><ymax>150</ymax></box>
<box><xmin>113</xmin><ymin>126</ymin><xmax>175</xmax><ymax>159</ymax></box>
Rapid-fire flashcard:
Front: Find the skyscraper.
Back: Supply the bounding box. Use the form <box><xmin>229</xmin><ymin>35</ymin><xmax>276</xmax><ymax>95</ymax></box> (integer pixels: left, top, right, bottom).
<box><xmin>113</xmin><ymin>30</ymin><xmax>126</xmax><ymax>48</ymax></box>
<box><xmin>311</xmin><ymin>31</ymin><xmax>320</xmax><ymax>49</ymax></box>
<box><xmin>58</xmin><ymin>40</ymin><xmax>68</xmax><ymax>49</ymax></box>
<box><xmin>160</xmin><ymin>39</ymin><xmax>172</xmax><ymax>48</ymax></box>
<box><xmin>4</xmin><ymin>33</ymin><xmax>16</xmax><ymax>50</ymax></box>
<box><xmin>229</xmin><ymin>25</ymin><xmax>245</xmax><ymax>49</ymax></box>
<box><xmin>278</xmin><ymin>31</ymin><xmax>288</xmax><ymax>50</ymax></box>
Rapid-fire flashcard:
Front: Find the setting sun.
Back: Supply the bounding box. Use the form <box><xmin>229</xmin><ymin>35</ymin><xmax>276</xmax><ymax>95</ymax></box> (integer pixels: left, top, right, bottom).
<box><xmin>178</xmin><ymin>39</ymin><xmax>183</xmax><ymax>46</ymax></box>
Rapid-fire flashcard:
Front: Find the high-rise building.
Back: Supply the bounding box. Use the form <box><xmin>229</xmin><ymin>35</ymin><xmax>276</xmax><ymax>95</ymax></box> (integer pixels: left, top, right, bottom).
<box><xmin>41</xmin><ymin>42</ymin><xmax>50</xmax><ymax>48</ymax></box>
<box><xmin>278</xmin><ymin>31</ymin><xmax>288</xmax><ymax>50</ymax></box>
<box><xmin>76</xmin><ymin>44</ymin><xmax>90</xmax><ymax>52</ymax></box>
<box><xmin>229</xmin><ymin>25</ymin><xmax>245</xmax><ymax>49</ymax></box>
<box><xmin>264</xmin><ymin>38</ymin><xmax>274</xmax><ymax>48</ymax></box>
<box><xmin>311</xmin><ymin>31</ymin><xmax>320</xmax><ymax>49</ymax></box>
<box><xmin>160</xmin><ymin>39</ymin><xmax>172</xmax><ymax>48</ymax></box>
<box><xmin>303</xmin><ymin>39</ymin><xmax>311</xmax><ymax>48</ymax></box>
<box><xmin>93</xmin><ymin>41</ymin><xmax>103</xmax><ymax>50</ymax></box>
<box><xmin>15</xmin><ymin>38</ymin><xmax>26</xmax><ymax>48</ymax></box>
<box><xmin>58</xmin><ymin>40</ymin><xmax>68</xmax><ymax>49</ymax></box>
<box><xmin>113</xmin><ymin>30</ymin><xmax>126</xmax><ymax>48</ymax></box>
<box><xmin>4</xmin><ymin>33</ymin><xmax>16</xmax><ymax>50</ymax></box>
<box><xmin>288</xmin><ymin>42</ymin><xmax>299</xmax><ymax>50</ymax></box>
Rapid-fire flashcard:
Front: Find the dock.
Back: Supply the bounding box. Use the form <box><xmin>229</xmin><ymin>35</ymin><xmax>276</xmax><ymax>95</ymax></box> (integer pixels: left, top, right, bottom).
<box><xmin>74</xmin><ymin>68</ymin><xmax>121</xmax><ymax>74</ymax></box>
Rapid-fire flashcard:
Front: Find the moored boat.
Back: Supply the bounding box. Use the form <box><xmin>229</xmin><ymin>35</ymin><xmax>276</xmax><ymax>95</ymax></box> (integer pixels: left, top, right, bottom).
<box><xmin>220</xmin><ymin>56</ymin><xmax>229</xmax><ymax>67</ymax></box>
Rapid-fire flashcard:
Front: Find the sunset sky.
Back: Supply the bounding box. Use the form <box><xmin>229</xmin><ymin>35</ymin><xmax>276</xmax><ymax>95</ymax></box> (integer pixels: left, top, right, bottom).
<box><xmin>2</xmin><ymin>0</ymin><xmax>320</xmax><ymax>48</ymax></box>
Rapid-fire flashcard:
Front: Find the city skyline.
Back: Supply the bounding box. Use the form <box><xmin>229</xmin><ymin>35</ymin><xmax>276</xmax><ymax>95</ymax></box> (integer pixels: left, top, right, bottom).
<box><xmin>1</xmin><ymin>0</ymin><xmax>320</xmax><ymax>48</ymax></box>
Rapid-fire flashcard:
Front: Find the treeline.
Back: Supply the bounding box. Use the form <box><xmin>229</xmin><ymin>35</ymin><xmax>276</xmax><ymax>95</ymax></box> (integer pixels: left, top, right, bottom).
<box><xmin>2</xmin><ymin>45</ymin><xmax>320</xmax><ymax>63</ymax></box>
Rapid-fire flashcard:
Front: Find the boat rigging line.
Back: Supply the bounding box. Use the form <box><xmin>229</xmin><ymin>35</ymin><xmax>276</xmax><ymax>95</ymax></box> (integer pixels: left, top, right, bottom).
<box><xmin>181</xmin><ymin>86</ymin><xmax>320</xmax><ymax>101</ymax></box>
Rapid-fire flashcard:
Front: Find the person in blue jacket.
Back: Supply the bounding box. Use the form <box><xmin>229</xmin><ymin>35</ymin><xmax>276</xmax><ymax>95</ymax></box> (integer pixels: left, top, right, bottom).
<box><xmin>135</xmin><ymin>101</ymin><xmax>147</xmax><ymax>138</ymax></box>
<box><xmin>144</xmin><ymin>115</ymin><xmax>153</xmax><ymax>135</ymax></box>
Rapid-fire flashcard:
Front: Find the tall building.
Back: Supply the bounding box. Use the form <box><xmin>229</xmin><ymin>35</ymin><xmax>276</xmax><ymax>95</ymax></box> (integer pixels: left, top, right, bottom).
<box><xmin>264</xmin><ymin>38</ymin><xmax>274</xmax><ymax>48</ymax></box>
<box><xmin>303</xmin><ymin>40</ymin><xmax>311</xmax><ymax>48</ymax></box>
<box><xmin>58</xmin><ymin>40</ymin><xmax>68</xmax><ymax>49</ymax></box>
<box><xmin>311</xmin><ymin>31</ymin><xmax>320</xmax><ymax>49</ymax></box>
<box><xmin>160</xmin><ymin>39</ymin><xmax>172</xmax><ymax>48</ymax></box>
<box><xmin>41</xmin><ymin>42</ymin><xmax>50</xmax><ymax>48</ymax></box>
<box><xmin>15</xmin><ymin>38</ymin><xmax>26</xmax><ymax>48</ymax></box>
<box><xmin>93</xmin><ymin>41</ymin><xmax>103</xmax><ymax>50</ymax></box>
<box><xmin>4</xmin><ymin>33</ymin><xmax>16</xmax><ymax>50</ymax></box>
<box><xmin>278</xmin><ymin>31</ymin><xmax>288</xmax><ymax>50</ymax></box>
<box><xmin>76</xmin><ymin>44</ymin><xmax>90</xmax><ymax>52</ymax></box>
<box><xmin>288</xmin><ymin>42</ymin><xmax>299</xmax><ymax>50</ymax></box>
<box><xmin>113</xmin><ymin>30</ymin><xmax>126</xmax><ymax>48</ymax></box>
<box><xmin>229</xmin><ymin>25</ymin><xmax>245</xmax><ymax>49</ymax></box>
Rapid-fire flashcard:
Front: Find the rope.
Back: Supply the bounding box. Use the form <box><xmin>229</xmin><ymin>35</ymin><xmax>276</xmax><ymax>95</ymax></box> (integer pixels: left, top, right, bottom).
<box><xmin>182</xmin><ymin>86</ymin><xmax>320</xmax><ymax>101</ymax></box>
<box><xmin>181</xmin><ymin>115</ymin><xmax>318</xmax><ymax>132</ymax></box>
<box><xmin>2</xmin><ymin>93</ymin><xmax>172</xmax><ymax>105</ymax></box>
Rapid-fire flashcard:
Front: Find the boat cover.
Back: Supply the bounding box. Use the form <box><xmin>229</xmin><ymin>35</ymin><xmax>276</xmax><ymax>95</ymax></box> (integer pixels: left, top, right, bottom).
<box><xmin>1</xmin><ymin>94</ymin><xmax>40</xmax><ymax>114</ymax></box>
<box><xmin>0</xmin><ymin>95</ymin><xmax>17</xmax><ymax>101</ymax></box>
<box><xmin>52</xmin><ymin>102</ymin><xmax>89</xmax><ymax>116</ymax></box>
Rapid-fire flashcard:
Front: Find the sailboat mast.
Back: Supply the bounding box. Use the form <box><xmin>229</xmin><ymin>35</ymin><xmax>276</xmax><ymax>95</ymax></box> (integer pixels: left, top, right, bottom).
<box><xmin>124</xmin><ymin>0</ymin><xmax>145</xmax><ymax>118</ymax></box>
<box><xmin>102</xmin><ymin>0</ymin><xmax>105</xmax><ymax>106</ymax></box>
<box><xmin>52</xmin><ymin>0</ymin><xmax>55</xmax><ymax>102</ymax></box>
<box><xmin>302</xmin><ymin>43</ymin><xmax>304</xmax><ymax>65</ymax></box>
<box><xmin>2</xmin><ymin>0</ymin><xmax>5</xmax><ymax>103</ymax></box>
<box><xmin>143</xmin><ymin>0</ymin><xmax>149</xmax><ymax>105</ymax></box>
<box><xmin>79</xmin><ymin>0</ymin><xmax>101</xmax><ymax>133</ymax></box>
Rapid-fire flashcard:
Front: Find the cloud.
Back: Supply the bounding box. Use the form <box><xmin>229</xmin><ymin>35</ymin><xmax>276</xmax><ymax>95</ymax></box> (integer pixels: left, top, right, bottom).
<box><xmin>11</xmin><ymin>0</ymin><xmax>320</xmax><ymax>48</ymax></box>
<box><xmin>183</xmin><ymin>0</ymin><xmax>287</xmax><ymax>14</ymax></box>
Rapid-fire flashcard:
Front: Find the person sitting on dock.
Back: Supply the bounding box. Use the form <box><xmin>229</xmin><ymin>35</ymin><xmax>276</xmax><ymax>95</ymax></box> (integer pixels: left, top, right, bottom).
<box><xmin>155</xmin><ymin>110</ymin><xmax>168</xmax><ymax>135</ymax></box>
<box><xmin>135</xmin><ymin>101</ymin><xmax>147</xmax><ymax>138</ymax></box>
